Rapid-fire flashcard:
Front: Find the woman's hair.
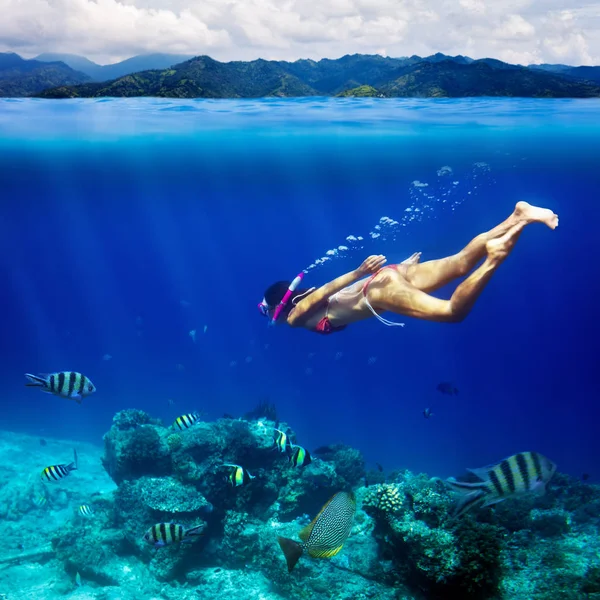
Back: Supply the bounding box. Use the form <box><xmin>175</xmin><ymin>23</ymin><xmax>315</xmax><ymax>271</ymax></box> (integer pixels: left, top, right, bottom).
<box><xmin>264</xmin><ymin>281</ymin><xmax>314</xmax><ymax>310</ymax></box>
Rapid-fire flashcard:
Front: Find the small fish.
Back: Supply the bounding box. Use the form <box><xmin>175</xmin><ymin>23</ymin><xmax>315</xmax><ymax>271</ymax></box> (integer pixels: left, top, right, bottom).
<box><xmin>446</xmin><ymin>451</ymin><xmax>557</xmax><ymax>517</ymax></box>
<box><xmin>33</xmin><ymin>494</ymin><xmax>47</xmax><ymax>507</ymax></box>
<box><xmin>25</xmin><ymin>372</ymin><xmax>96</xmax><ymax>404</ymax></box>
<box><xmin>143</xmin><ymin>523</ymin><xmax>204</xmax><ymax>548</ymax></box>
<box><xmin>289</xmin><ymin>444</ymin><xmax>312</xmax><ymax>468</ymax></box>
<box><xmin>223</xmin><ymin>463</ymin><xmax>255</xmax><ymax>487</ymax></box>
<box><xmin>189</xmin><ymin>329</ymin><xmax>197</xmax><ymax>343</ymax></box>
<box><xmin>222</xmin><ymin>413</ymin><xmax>234</xmax><ymax>419</ymax></box>
<box><xmin>167</xmin><ymin>398</ymin><xmax>175</xmax><ymax>406</ymax></box>
<box><xmin>41</xmin><ymin>449</ymin><xmax>78</xmax><ymax>482</ymax></box>
<box><xmin>75</xmin><ymin>571</ymin><xmax>82</xmax><ymax>587</ymax></box>
<box><xmin>203</xmin><ymin>325</ymin><xmax>208</xmax><ymax>334</ymax></box>
<box><xmin>375</xmin><ymin>462</ymin><xmax>383</xmax><ymax>473</ymax></box>
<box><xmin>437</xmin><ymin>382</ymin><xmax>458</xmax><ymax>396</ymax></box>
<box><xmin>78</xmin><ymin>504</ymin><xmax>94</xmax><ymax>517</ymax></box>
<box><xmin>39</xmin><ymin>438</ymin><xmax>47</xmax><ymax>446</ymax></box>
<box><xmin>274</xmin><ymin>428</ymin><xmax>289</xmax><ymax>453</ymax></box>
<box><xmin>172</xmin><ymin>412</ymin><xmax>200</xmax><ymax>431</ymax></box>
<box><xmin>277</xmin><ymin>491</ymin><xmax>356</xmax><ymax>572</ymax></box>
<box><xmin>102</xmin><ymin>353</ymin><xmax>112</xmax><ymax>361</ymax></box>
<box><xmin>582</xmin><ymin>473</ymin><xmax>590</xmax><ymax>481</ymax></box>
<box><xmin>423</xmin><ymin>408</ymin><xmax>433</xmax><ymax>419</ymax></box>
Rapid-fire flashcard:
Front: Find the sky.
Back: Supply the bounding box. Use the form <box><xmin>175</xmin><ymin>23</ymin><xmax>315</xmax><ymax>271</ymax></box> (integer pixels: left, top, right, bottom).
<box><xmin>0</xmin><ymin>0</ymin><xmax>599</xmax><ymax>66</ymax></box>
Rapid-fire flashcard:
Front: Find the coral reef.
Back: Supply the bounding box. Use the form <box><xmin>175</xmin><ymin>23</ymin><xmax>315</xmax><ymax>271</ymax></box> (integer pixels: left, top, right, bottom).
<box><xmin>2</xmin><ymin>421</ymin><xmax>600</xmax><ymax>600</ymax></box>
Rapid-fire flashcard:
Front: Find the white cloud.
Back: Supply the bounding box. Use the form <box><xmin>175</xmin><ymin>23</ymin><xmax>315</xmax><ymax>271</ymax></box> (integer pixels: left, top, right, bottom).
<box><xmin>0</xmin><ymin>0</ymin><xmax>598</xmax><ymax>65</ymax></box>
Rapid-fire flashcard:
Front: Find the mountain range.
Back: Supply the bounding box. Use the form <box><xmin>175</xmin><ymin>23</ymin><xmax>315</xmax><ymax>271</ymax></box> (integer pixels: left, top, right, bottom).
<box><xmin>34</xmin><ymin>52</ymin><xmax>195</xmax><ymax>81</ymax></box>
<box><xmin>1</xmin><ymin>51</ymin><xmax>600</xmax><ymax>99</ymax></box>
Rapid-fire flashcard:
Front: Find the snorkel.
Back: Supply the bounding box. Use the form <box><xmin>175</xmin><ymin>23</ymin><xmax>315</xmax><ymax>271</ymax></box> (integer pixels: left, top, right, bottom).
<box><xmin>258</xmin><ymin>272</ymin><xmax>305</xmax><ymax>326</ymax></box>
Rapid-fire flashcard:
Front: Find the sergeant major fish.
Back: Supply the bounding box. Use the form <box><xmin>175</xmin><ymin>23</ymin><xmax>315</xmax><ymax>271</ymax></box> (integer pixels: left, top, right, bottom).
<box><xmin>41</xmin><ymin>449</ymin><xmax>78</xmax><ymax>482</ymax></box>
<box><xmin>78</xmin><ymin>505</ymin><xmax>94</xmax><ymax>517</ymax></box>
<box><xmin>446</xmin><ymin>451</ymin><xmax>557</xmax><ymax>517</ymax></box>
<box><xmin>277</xmin><ymin>491</ymin><xmax>356</xmax><ymax>572</ymax></box>
<box><xmin>143</xmin><ymin>523</ymin><xmax>204</xmax><ymax>548</ymax></box>
<box><xmin>25</xmin><ymin>372</ymin><xmax>96</xmax><ymax>404</ymax></box>
<box><xmin>172</xmin><ymin>412</ymin><xmax>200</xmax><ymax>431</ymax></box>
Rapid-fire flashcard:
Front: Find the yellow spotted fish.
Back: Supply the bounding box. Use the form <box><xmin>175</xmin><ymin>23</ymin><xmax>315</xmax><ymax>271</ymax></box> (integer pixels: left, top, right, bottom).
<box><xmin>277</xmin><ymin>491</ymin><xmax>356</xmax><ymax>572</ymax></box>
<box><xmin>172</xmin><ymin>412</ymin><xmax>200</xmax><ymax>431</ymax></box>
<box><xmin>446</xmin><ymin>451</ymin><xmax>557</xmax><ymax>517</ymax></box>
<box><xmin>25</xmin><ymin>372</ymin><xmax>96</xmax><ymax>404</ymax></box>
<box><xmin>41</xmin><ymin>449</ymin><xmax>78</xmax><ymax>482</ymax></box>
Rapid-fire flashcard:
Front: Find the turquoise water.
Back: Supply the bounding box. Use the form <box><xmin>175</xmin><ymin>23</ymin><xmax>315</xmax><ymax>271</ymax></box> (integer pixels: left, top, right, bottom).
<box><xmin>1</xmin><ymin>96</ymin><xmax>600</xmax><ymax>599</ymax></box>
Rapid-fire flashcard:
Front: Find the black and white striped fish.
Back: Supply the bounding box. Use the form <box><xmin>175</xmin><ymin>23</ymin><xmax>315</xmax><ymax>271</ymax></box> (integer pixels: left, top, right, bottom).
<box><xmin>274</xmin><ymin>428</ymin><xmax>289</xmax><ymax>453</ymax></box>
<box><xmin>446</xmin><ymin>451</ymin><xmax>557</xmax><ymax>517</ymax></box>
<box><xmin>289</xmin><ymin>444</ymin><xmax>312</xmax><ymax>467</ymax></box>
<box><xmin>25</xmin><ymin>372</ymin><xmax>96</xmax><ymax>404</ymax></box>
<box><xmin>172</xmin><ymin>412</ymin><xmax>200</xmax><ymax>431</ymax></box>
<box><xmin>78</xmin><ymin>505</ymin><xmax>94</xmax><ymax>517</ymax></box>
<box><xmin>277</xmin><ymin>491</ymin><xmax>356</xmax><ymax>572</ymax></box>
<box><xmin>41</xmin><ymin>449</ymin><xmax>78</xmax><ymax>482</ymax></box>
<box><xmin>143</xmin><ymin>523</ymin><xmax>204</xmax><ymax>548</ymax></box>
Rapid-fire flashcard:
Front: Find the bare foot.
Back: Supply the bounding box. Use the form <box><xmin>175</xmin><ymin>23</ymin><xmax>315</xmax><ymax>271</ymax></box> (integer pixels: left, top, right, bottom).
<box><xmin>515</xmin><ymin>201</ymin><xmax>559</xmax><ymax>229</ymax></box>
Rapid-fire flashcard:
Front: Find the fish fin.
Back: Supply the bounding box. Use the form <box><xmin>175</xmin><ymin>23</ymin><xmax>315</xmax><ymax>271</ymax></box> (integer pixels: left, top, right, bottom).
<box><xmin>298</xmin><ymin>522</ymin><xmax>314</xmax><ymax>542</ymax></box>
<box><xmin>154</xmin><ymin>541</ymin><xmax>166</xmax><ymax>548</ymax></box>
<box><xmin>308</xmin><ymin>545</ymin><xmax>343</xmax><ymax>558</ymax></box>
<box><xmin>247</xmin><ymin>472</ymin><xmax>256</xmax><ymax>479</ymax></box>
<box><xmin>223</xmin><ymin>463</ymin><xmax>242</xmax><ymax>469</ymax></box>
<box><xmin>466</xmin><ymin>466</ymin><xmax>493</xmax><ymax>481</ymax></box>
<box><xmin>481</xmin><ymin>497</ymin><xmax>505</xmax><ymax>508</ymax></box>
<box><xmin>185</xmin><ymin>525</ymin><xmax>205</xmax><ymax>537</ymax></box>
<box><xmin>24</xmin><ymin>374</ymin><xmax>48</xmax><ymax>387</ymax></box>
<box><xmin>452</xmin><ymin>490</ymin><xmax>487</xmax><ymax>517</ymax></box>
<box><xmin>277</xmin><ymin>536</ymin><xmax>303</xmax><ymax>573</ymax></box>
<box><xmin>446</xmin><ymin>477</ymin><xmax>489</xmax><ymax>491</ymax></box>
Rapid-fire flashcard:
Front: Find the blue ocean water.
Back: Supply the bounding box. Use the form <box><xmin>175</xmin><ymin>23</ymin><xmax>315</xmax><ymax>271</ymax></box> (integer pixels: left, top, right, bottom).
<box><xmin>1</xmin><ymin>97</ymin><xmax>599</xmax><ymax>481</ymax></box>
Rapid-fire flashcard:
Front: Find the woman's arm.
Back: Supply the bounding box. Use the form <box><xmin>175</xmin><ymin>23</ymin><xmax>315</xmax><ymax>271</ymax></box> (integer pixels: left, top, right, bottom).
<box><xmin>287</xmin><ymin>255</ymin><xmax>387</xmax><ymax>326</ymax></box>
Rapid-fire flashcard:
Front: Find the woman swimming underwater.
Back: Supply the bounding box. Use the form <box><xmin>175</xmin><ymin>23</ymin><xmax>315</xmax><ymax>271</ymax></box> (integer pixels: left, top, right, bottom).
<box><xmin>258</xmin><ymin>201</ymin><xmax>558</xmax><ymax>334</ymax></box>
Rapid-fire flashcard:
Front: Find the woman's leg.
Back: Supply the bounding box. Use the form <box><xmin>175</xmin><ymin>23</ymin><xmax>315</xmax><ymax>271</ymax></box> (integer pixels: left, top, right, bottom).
<box><xmin>403</xmin><ymin>201</ymin><xmax>558</xmax><ymax>293</ymax></box>
<box><xmin>368</xmin><ymin>221</ymin><xmax>529</xmax><ymax>323</ymax></box>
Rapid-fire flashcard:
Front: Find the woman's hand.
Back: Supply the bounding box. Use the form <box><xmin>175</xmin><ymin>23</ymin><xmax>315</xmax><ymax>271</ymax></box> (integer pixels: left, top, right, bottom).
<box><xmin>356</xmin><ymin>255</ymin><xmax>387</xmax><ymax>276</ymax></box>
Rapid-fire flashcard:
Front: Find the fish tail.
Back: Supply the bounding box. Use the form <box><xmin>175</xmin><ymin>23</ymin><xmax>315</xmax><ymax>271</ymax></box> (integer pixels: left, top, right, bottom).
<box><xmin>25</xmin><ymin>374</ymin><xmax>47</xmax><ymax>387</ymax></box>
<box><xmin>446</xmin><ymin>477</ymin><xmax>489</xmax><ymax>492</ymax></box>
<box><xmin>185</xmin><ymin>525</ymin><xmax>205</xmax><ymax>538</ymax></box>
<box><xmin>277</xmin><ymin>536</ymin><xmax>304</xmax><ymax>573</ymax></box>
<box><xmin>446</xmin><ymin>478</ymin><xmax>489</xmax><ymax>517</ymax></box>
<box><xmin>452</xmin><ymin>489</ymin><xmax>487</xmax><ymax>517</ymax></box>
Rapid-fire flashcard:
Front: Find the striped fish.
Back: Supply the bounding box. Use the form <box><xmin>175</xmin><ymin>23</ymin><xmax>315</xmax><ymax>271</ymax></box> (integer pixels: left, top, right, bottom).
<box><xmin>33</xmin><ymin>494</ymin><xmax>47</xmax><ymax>508</ymax></box>
<box><xmin>78</xmin><ymin>505</ymin><xmax>94</xmax><ymax>517</ymax></box>
<box><xmin>446</xmin><ymin>451</ymin><xmax>557</xmax><ymax>517</ymax></box>
<box><xmin>41</xmin><ymin>449</ymin><xmax>78</xmax><ymax>482</ymax></box>
<box><xmin>25</xmin><ymin>372</ymin><xmax>96</xmax><ymax>404</ymax></box>
<box><xmin>172</xmin><ymin>412</ymin><xmax>200</xmax><ymax>431</ymax></box>
<box><xmin>277</xmin><ymin>491</ymin><xmax>356</xmax><ymax>572</ymax></box>
<box><xmin>223</xmin><ymin>463</ymin><xmax>255</xmax><ymax>487</ymax></box>
<box><xmin>143</xmin><ymin>523</ymin><xmax>204</xmax><ymax>548</ymax></box>
<box><xmin>289</xmin><ymin>444</ymin><xmax>312</xmax><ymax>468</ymax></box>
<box><xmin>274</xmin><ymin>429</ymin><xmax>289</xmax><ymax>453</ymax></box>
